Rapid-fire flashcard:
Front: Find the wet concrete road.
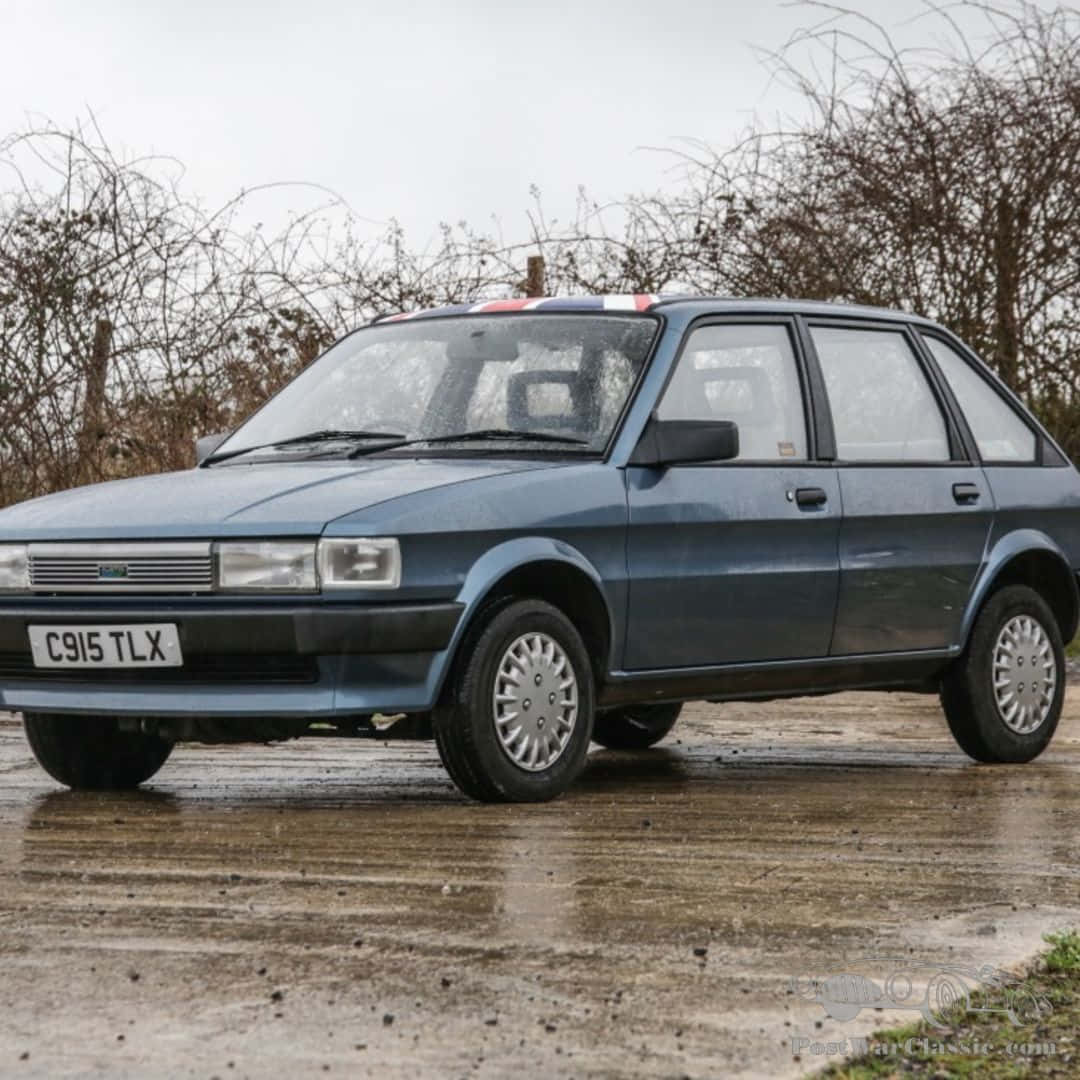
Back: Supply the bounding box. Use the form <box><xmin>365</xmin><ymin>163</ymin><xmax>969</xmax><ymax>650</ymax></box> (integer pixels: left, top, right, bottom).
<box><xmin>1</xmin><ymin>692</ymin><xmax>1078</xmax><ymax>1079</ymax></box>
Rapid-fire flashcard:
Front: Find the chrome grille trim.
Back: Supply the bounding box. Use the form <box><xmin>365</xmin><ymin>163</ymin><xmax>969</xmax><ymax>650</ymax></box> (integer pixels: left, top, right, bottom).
<box><xmin>28</xmin><ymin>542</ymin><xmax>214</xmax><ymax>593</ymax></box>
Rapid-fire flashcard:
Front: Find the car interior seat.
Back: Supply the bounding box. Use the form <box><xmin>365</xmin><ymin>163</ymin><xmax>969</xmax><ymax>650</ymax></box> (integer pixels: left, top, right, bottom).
<box><xmin>506</xmin><ymin>370</ymin><xmax>592</xmax><ymax>434</ymax></box>
<box><xmin>696</xmin><ymin>365</ymin><xmax>778</xmax><ymax>459</ymax></box>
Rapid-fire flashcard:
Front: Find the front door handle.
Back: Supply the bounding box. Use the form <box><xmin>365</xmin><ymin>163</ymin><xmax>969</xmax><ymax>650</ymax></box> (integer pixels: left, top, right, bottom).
<box><xmin>795</xmin><ymin>487</ymin><xmax>828</xmax><ymax>508</ymax></box>
<box><xmin>952</xmin><ymin>482</ymin><xmax>981</xmax><ymax>505</ymax></box>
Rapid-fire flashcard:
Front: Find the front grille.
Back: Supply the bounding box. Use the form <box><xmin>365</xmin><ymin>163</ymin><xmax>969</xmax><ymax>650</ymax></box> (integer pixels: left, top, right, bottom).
<box><xmin>28</xmin><ymin>542</ymin><xmax>214</xmax><ymax>593</ymax></box>
<box><xmin>0</xmin><ymin>651</ymin><xmax>318</xmax><ymax>684</ymax></box>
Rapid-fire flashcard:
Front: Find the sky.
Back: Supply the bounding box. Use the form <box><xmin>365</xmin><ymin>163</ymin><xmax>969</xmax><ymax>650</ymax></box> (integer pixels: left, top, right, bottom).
<box><xmin>0</xmin><ymin>0</ymin><xmax>1062</xmax><ymax>246</ymax></box>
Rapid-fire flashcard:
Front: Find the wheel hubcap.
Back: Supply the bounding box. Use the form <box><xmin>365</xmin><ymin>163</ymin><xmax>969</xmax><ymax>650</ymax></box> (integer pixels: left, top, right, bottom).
<box><xmin>992</xmin><ymin>615</ymin><xmax>1056</xmax><ymax>735</ymax></box>
<box><xmin>493</xmin><ymin>632</ymin><xmax>578</xmax><ymax>771</ymax></box>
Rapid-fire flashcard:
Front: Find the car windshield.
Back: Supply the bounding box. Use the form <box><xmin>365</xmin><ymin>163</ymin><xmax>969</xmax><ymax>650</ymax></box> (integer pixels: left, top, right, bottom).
<box><xmin>212</xmin><ymin>314</ymin><xmax>659</xmax><ymax>461</ymax></box>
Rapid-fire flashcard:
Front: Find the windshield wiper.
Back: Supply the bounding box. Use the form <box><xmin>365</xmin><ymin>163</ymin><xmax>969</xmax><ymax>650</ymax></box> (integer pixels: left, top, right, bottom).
<box><xmin>348</xmin><ymin>428</ymin><xmax>590</xmax><ymax>457</ymax></box>
<box><xmin>203</xmin><ymin>429</ymin><xmax>406</xmax><ymax>466</ymax></box>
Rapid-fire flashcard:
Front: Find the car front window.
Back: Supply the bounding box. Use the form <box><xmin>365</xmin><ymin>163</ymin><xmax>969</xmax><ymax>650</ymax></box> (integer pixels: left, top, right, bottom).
<box><xmin>213</xmin><ymin>314</ymin><xmax>658</xmax><ymax>461</ymax></box>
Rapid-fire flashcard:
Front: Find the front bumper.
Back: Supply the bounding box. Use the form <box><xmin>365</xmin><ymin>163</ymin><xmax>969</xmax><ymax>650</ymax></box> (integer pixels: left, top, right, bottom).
<box><xmin>0</xmin><ymin>600</ymin><xmax>463</xmax><ymax>718</ymax></box>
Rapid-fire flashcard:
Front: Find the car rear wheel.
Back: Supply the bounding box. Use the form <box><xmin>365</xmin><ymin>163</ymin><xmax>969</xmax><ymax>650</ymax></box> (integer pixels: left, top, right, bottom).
<box><xmin>592</xmin><ymin>703</ymin><xmax>682</xmax><ymax>749</ymax></box>
<box><xmin>433</xmin><ymin>599</ymin><xmax>595</xmax><ymax>802</ymax></box>
<box><xmin>941</xmin><ymin>585</ymin><xmax>1065</xmax><ymax>763</ymax></box>
<box><xmin>23</xmin><ymin>713</ymin><xmax>173</xmax><ymax>790</ymax></box>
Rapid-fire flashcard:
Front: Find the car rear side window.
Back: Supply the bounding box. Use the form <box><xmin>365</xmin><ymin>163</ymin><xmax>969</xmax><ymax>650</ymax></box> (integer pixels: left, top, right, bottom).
<box><xmin>657</xmin><ymin>324</ymin><xmax>808</xmax><ymax>460</ymax></box>
<box><xmin>921</xmin><ymin>335</ymin><xmax>1036</xmax><ymax>462</ymax></box>
<box><xmin>811</xmin><ymin>326</ymin><xmax>950</xmax><ymax>462</ymax></box>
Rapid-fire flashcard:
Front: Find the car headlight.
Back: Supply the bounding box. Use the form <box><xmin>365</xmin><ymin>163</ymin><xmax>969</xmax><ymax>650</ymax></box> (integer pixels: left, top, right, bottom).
<box><xmin>0</xmin><ymin>544</ymin><xmax>29</xmax><ymax>592</ymax></box>
<box><xmin>216</xmin><ymin>541</ymin><xmax>317</xmax><ymax>592</ymax></box>
<box><xmin>318</xmin><ymin>537</ymin><xmax>401</xmax><ymax>590</ymax></box>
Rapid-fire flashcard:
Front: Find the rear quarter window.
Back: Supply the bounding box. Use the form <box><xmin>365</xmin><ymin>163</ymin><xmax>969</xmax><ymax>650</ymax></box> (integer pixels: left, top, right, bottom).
<box><xmin>921</xmin><ymin>335</ymin><xmax>1037</xmax><ymax>463</ymax></box>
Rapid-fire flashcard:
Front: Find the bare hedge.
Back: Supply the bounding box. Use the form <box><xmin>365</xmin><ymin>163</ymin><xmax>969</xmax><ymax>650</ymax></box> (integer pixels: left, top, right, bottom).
<box><xmin>1</xmin><ymin>2</ymin><xmax>1077</xmax><ymax>507</ymax></box>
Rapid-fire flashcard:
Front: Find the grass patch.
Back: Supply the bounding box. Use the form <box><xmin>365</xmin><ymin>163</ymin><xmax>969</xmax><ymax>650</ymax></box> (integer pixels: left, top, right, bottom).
<box><xmin>1044</xmin><ymin>929</ymin><xmax>1080</xmax><ymax>973</ymax></box>
<box><xmin>819</xmin><ymin>930</ymin><xmax>1080</xmax><ymax>1078</ymax></box>
<box><xmin>1066</xmin><ymin>637</ymin><xmax>1080</xmax><ymax>659</ymax></box>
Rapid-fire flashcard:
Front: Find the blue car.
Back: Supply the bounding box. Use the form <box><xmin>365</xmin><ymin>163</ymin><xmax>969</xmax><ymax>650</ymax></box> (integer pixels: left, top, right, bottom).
<box><xmin>0</xmin><ymin>296</ymin><xmax>1077</xmax><ymax>801</ymax></box>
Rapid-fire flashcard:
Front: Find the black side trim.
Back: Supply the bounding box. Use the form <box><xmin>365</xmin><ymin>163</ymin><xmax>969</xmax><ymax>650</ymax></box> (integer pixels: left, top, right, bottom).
<box><xmin>793</xmin><ymin>315</ymin><xmax>836</xmax><ymax>460</ymax></box>
<box><xmin>294</xmin><ymin>604</ymin><xmax>463</xmax><ymax>654</ymax></box>
<box><xmin>599</xmin><ymin>650</ymin><xmax>956</xmax><ymax>707</ymax></box>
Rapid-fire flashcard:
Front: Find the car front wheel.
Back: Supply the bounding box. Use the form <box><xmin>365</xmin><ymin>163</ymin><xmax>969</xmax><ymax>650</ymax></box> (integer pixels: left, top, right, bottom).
<box><xmin>941</xmin><ymin>585</ymin><xmax>1065</xmax><ymax>763</ymax></box>
<box><xmin>24</xmin><ymin>713</ymin><xmax>174</xmax><ymax>789</ymax></box>
<box><xmin>434</xmin><ymin>599</ymin><xmax>595</xmax><ymax>802</ymax></box>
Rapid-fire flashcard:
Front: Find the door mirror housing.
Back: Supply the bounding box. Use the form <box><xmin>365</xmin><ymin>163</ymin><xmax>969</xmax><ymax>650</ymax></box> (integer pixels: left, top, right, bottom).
<box><xmin>629</xmin><ymin>416</ymin><xmax>739</xmax><ymax>467</ymax></box>
<box><xmin>195</xmin><ymin>431</ymin><xmax>232</xmax><ymax>464</ymax></box>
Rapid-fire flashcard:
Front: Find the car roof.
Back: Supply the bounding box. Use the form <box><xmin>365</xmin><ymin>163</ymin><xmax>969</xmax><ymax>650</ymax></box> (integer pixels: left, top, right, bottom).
<box><xmin>373</xmin><ymin>294</ymin><xmax>939</xmax><ymax>327</ymax></box>
<box><xmin>652</xmin><ymin>296</ymin><xmax>938</xmax><ymax>327</ymax></box>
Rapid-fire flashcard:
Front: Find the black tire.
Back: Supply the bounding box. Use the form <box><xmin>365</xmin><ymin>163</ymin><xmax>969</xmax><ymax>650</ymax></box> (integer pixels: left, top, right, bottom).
<box><xmin>433</xmin><ymin>599</ymin><xmax>595</xmax><ymax>802</ymax></box>
<box><xmin>24</xmin><ymin>713</ymin><xmax>173</xmax><ymax>790</ymax></box>
<box><xmin>941</xmin><ymin>585</ymin><xmax>1065</xmax><ymax>763</ymax></box>
<box><xmin>592</xmin><ymin>702</ymin><xmax>682</xmax><ymax>749</ymax></box>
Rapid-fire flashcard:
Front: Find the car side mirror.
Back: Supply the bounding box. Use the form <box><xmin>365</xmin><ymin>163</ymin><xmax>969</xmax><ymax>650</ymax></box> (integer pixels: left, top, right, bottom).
<box><xmin>195</xmin><ymin>431</ymin><xmax>232</xmax><ymax>464</ymax></box>
<box><xmin>629</xmin><ymin>416</ymin><xmax>739</xmax><ymax>467</ymax></box>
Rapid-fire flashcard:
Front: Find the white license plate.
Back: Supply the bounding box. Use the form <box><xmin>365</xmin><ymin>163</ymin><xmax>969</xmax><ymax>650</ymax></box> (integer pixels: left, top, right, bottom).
<box><xmin>28</xmin><ymin>624</ymin><xmax>183</xmax><ymax>669</ymax></box>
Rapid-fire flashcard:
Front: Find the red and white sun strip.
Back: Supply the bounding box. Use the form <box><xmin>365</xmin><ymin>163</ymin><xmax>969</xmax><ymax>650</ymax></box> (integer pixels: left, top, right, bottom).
<box><xmin>381</xmin><ymin>294</ymin><xmax>660</xmax><ymax>321</ymax></box>
<box><xmin>597</xmin><ymin>294</ymin><xmax>660</xmax><ymax>311</ymax></box>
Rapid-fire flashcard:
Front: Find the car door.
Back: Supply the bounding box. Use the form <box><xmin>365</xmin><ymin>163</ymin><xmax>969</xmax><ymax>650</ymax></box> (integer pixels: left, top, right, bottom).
<box><xmin>624</xmin><ymin>318</ymin><xmax>841</xmax><ymax>670</ymax></box>
<box><xmin>806</xmin><ymin>320</ymin><xmax>994</xmax><ymax>655</ymax></box>
<box><xmin>920</xmin><ymin>329</ymin><xmax>1080</xmax><ymax>598</ymax></box>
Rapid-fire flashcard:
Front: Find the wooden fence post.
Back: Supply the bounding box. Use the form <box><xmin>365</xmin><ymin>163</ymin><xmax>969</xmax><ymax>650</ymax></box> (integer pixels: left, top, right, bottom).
<box><xmin>525</xmin><ymin>255</ymin><xmax>546</xmax><ymax>298</ymax></box>
<box><xmin>77</xmin><ymin>318</ymin><xmax>112</xmax><ymax>482</ymax></box>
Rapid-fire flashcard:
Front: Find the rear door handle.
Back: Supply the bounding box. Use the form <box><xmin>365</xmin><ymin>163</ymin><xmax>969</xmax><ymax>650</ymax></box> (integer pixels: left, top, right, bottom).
<box><xmin>952</xmin><ymin>482</ymin><xmax>981</xmax><ymax>505</ymax></box>
<box><xmin>795</xmin><ymin>487</ymin><xmax>828</xmax><ymax>508</ymax></box>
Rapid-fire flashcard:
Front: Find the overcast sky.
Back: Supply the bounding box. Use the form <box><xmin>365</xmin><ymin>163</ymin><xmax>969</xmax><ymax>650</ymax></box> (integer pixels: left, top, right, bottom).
<box><xmin>1</xmin><ymin>0</ymin><xmax>1060</xmax><ymax>245</ymax></box>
